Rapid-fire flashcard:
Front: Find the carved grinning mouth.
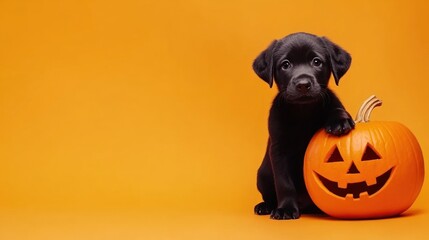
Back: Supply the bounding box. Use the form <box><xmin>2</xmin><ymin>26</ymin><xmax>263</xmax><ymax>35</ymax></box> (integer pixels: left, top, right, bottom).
<box><xmin>315</xmin><ymin>168</ymin><xmax>393</xmax><ymax>199</ymax></box>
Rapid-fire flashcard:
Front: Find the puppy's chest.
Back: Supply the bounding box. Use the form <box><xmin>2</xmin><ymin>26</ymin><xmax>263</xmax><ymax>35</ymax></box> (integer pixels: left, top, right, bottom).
<box><xmin>283</xmin><ymin>113</ymin><xmax>323</xmax><ymax>133</ymax></box>
<box><xmin>284</xmin><ymin>105</ymin><xmax>324</xmax><ymax>125</ymax></box>
<box><xmin>269</xmin><ymin>106</ymin><xmax>324</xmax><ymax>136</ymax></box>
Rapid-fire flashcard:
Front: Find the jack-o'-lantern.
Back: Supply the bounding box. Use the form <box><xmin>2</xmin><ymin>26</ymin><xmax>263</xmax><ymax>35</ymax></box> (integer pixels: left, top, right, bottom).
<box><xmin>304</xmin><ymin>95</ymin><xmax>424</xmax><ymax>219</ymax></box>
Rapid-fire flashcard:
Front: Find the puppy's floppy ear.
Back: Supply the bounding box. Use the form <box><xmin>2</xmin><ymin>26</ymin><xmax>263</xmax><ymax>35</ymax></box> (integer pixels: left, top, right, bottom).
<box><xmin>321</xmin><ymin>37</ymin><xmax>352</xmax><ymax>85</ymax></box>
<box><xmin>253</xmin><ymin>40</ymin><xmax>278</xmax><ymax>88</ymax></box>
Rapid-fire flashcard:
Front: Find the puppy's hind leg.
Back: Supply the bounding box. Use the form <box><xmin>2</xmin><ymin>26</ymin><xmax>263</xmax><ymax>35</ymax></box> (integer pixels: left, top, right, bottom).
<box><xmin>255</xmin><ymin>142</ymin><xmax>277</xmax><ymax>215</ymax></box>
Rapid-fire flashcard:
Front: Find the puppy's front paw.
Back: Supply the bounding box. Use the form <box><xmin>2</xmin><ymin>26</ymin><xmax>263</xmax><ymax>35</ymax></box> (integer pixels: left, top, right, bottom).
<box><xmin>270</xmin><ymin>207</ymin><xmax>300</xmax><ymax>220</ymax></box>
<box><xmin>254</xmin><ymin>202</ymin><xmax>273</xmax><ymax>215</ymax></box>
<box><xmin>325</xmin><ymin>109</ymin><xmax>355</xmax><ymax>136</ymax></box>
<box><xmin>325</xmin><ymin>117</ymin><xmax>354</xmax><ymax>136</ymax></box>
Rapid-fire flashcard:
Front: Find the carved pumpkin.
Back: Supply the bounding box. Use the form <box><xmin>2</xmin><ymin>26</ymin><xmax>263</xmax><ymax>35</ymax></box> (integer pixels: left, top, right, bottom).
<box><xmin>304</xmin><ymin>96</ymin><xmax>424</xmax><ymax>219</ymax></box>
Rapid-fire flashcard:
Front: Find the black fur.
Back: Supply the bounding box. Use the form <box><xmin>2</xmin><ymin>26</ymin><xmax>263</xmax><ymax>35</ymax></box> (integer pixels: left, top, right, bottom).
<box><xmin>253</xmin><ymin>32</ymin><xmax>354</xmax><ymax>220</ymax></box>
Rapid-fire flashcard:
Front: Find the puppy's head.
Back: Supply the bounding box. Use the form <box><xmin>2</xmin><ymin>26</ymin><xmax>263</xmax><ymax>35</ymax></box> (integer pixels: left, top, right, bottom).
<box><xmin>253</xmin><ymin>32</ymin><xmax>351</xmax><ymax>104</ymax></box>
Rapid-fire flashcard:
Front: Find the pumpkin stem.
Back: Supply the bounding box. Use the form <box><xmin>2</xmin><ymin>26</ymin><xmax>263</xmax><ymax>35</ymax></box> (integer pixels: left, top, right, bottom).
<box><xmin>355</xmin><ymin>95</ymin><xmax>382</xmax><ymax>123</ymax></box>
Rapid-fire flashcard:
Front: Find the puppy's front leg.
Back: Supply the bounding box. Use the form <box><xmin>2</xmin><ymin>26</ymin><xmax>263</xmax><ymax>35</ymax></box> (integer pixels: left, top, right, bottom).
<box><xmin>269</xmin><ymin>142</ymin><xmax>300</xmax><ymax>220</ymax></box>
<box><xmin>324</xmin><ymin>91</ymin><xmax>355</xmax><ymax>136</ymax></box>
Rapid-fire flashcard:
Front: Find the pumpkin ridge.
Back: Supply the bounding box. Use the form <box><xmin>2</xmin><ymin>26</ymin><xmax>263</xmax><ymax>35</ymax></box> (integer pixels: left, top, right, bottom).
<box><xmin>398</xmin><ymin>123</ymin><xmax>424</xmax><ymax>206</ymax></box>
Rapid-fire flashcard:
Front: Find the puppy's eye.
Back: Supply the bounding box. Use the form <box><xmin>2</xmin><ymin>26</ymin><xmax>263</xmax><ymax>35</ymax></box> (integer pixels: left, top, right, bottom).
<box><xmin>312</xmin><ymin>57</ymin><xmax>323</xmax><ymax>67</ymax></box>
<box><xmin>281</xmin><ymin>60</ymin><xmax>292</xmax><ymax>70</ymax></box>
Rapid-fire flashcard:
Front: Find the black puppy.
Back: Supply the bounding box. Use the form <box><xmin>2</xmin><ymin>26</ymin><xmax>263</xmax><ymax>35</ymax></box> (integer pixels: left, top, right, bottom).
<box><xmin>253</xmin><ymin>32</ymin><xmax>355</xmax><ymax>220</ymax></box>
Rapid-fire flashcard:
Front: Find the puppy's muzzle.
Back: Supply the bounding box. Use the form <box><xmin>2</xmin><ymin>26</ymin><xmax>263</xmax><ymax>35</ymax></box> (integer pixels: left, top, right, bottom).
<box><xmin>296</xmin><ymin>80</ymin><xmax>311</xmax><ymax>94</ymax></box>
<box><xmin>292</xmin><ymin>74</ymin><xmax>315</xmax><ymax>94</ymax></box>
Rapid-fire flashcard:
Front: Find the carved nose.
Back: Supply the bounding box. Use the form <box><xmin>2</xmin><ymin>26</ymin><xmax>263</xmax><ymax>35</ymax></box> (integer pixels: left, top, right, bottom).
<box><xmin>296</xmin><ymin>80</ymin><xmax>311</xmax><ymax>94</ymax></box>
<box><xmin>347</xmin><ymin>162</ymin><xmax>360</xmax><ymax>174</ymax></box>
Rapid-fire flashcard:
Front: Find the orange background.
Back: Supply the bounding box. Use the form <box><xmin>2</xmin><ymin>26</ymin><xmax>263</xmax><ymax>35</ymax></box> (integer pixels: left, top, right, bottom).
<box><xmin>1</xmin><ymin>0</ymin><xmax>429</xmax><ymax>239</ymax></box>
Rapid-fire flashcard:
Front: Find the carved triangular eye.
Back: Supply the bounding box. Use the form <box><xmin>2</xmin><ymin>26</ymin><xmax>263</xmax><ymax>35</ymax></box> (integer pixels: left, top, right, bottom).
<box><xmin>327</xmin><ymin>146</ymin><xmax>344</xmax><ymax>162</ymax></box>
<box><xmin>362</xmin><ymin>143</ymin><xmax>381</xmax><ymax>161</ymax></box>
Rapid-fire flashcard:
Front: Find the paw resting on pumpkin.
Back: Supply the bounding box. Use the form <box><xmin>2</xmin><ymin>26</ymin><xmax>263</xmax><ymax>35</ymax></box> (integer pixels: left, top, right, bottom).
<box><xmin>325</xmin><ymin>118</ymin><xmax>355</xmax><ymax>136</ymax></box>
<box><xmin>325</xmin><ymin>109</ymin><xmax>355</xmax><ymax>136</ymax></box>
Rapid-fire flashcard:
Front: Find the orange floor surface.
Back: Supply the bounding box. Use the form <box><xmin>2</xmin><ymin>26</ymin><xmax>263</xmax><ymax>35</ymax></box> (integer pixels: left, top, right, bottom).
<box><xmin>1</xmin><ymin>206</ymin><xmax>428</xmax><ymax>240</ymax></box>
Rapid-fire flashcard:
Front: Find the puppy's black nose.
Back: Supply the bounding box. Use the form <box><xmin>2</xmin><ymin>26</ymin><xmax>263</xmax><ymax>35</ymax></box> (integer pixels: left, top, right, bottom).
<box><xmin>296</xmin><ymin>80</ymin><xmax>311</xmax><ymax>94</ymax></box>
